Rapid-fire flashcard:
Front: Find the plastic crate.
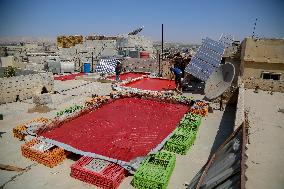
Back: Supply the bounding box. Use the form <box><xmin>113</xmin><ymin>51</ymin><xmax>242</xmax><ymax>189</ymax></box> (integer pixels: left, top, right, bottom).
<box><xmin>132</xmin><ymin>151</ymin><xmax>176</xmax><ymax>189</ymax></box>
<box><xmin>71</xmin><ymin>156</ymin><xmax>127</xmax><ymax>189</ymax></box>
<box><xmin>190</xmin><ymin>100</ymin><xmax>209</xmax><ymax>117</ymax></box>
<box><xmin>21</xmin><ymin>138</ymin><xmax>67</xmax><ymax>168</ymax></box>
<box><xmin>190</xmin><ymin>107</ymin><xmax>208</xmax><ymax>117</ymax></box>
<box><xmin>164</xmin><ymin>129</ymin><xmax>196</xmax><ymax>155</ymax></box>
<box><xmin>179</xmin><ymin>114</ymin><xmax>201</xmax><ymax>130</ymax></box>
<box><xmin>13</xmin><ymin>117</ymin><xmax>49</xmax><ymax>140</ymax></box>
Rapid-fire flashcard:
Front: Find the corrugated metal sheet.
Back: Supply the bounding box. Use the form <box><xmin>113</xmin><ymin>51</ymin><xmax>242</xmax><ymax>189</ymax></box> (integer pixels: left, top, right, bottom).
<box><xmin>187</xmin><ymin>123</ymin><xmax>247</xmax><ymax>189</ymax></box>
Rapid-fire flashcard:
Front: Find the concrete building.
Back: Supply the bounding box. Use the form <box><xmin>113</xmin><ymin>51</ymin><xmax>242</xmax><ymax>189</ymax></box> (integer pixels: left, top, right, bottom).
<box><xmin>240</xmin><ymin>38</ymin><xmax>284</xmax><ymax>92</ymax></box>
<box><xmin>0</xmin><ymin>56</ymin><xmax>25</xmax><ymax>68</ymax></box>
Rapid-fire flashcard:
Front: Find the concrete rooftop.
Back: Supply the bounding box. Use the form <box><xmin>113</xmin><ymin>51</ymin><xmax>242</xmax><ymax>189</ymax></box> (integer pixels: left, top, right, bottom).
<box><xmin>0</xmin><ymin>79</ymin><xmax>236</xmax><ymax>189</ymax></box>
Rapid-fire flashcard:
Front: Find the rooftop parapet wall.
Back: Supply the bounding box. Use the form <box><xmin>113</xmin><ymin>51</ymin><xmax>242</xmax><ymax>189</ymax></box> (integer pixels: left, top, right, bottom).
<box><xmin>243</xmin><ymin>77</ymin><xmax>284</xmax><ymax>93</ymax></box>
<box><xmin>0</xmin><ymin>72</ymin><xmax>54</xmax><ymax>104</ymax></box>
<box><xmin>234</xmin><ymin>82</ymin><xmax>245</xmax><ymax>130</ymax></box>
<box><xmin>241</xmin><ymin>38</ymin><xmax>284</xmax><ymax>64</ymax></box>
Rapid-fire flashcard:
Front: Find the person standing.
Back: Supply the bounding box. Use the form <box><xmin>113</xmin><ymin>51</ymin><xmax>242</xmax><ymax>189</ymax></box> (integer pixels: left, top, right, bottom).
<box><xmin>170</xmin><ymin>67</ymin><xmax>182</xmax><ymax>94</ymax></box>
<box><xmin>115</xmin><ymin>61</ymin><xmax>122</xmax><ymax>81</ymax></box>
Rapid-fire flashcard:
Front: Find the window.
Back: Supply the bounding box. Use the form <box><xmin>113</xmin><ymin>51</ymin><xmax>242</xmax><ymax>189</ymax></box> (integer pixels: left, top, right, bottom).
<box><xmin>261</xmin><ymin>72</ymin><xmax>281</xmax><ymax>80</ymax></box>
<box><xmin>271</xmin><ymin>73</ymin><xmax>281</xmax><ymax>80</ymax></box>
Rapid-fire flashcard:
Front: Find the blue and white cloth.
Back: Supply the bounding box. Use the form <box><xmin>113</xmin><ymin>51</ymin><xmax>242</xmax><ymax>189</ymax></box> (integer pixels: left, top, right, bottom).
<box><xmin>95</xmin><ymin>59</ymin><xmax>118</xmax><ymax>74</ymax></box>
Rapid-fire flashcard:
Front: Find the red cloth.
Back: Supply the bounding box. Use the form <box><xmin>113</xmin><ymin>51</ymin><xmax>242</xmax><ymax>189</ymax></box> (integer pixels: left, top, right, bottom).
<box><xmin>41</xmin><ymin>98</ymin><xmax>188</xmax><ymax>161</ymax></box>
<box><xmin>108</xmin><ymin>72</ymin><xmax>146</xmax><ymax>81</ymax></box>
<box><xmin>122</xmin><ymin>78</ymin><xmax>176</xmax><ymax>91</ymax></box>
<box><xmin>54</xmin><ymin>73</ymin><xmax>85</xmax><ymax>81</ymax></box>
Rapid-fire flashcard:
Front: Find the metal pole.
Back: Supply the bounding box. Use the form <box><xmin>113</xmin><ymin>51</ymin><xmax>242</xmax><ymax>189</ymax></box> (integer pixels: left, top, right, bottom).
<box><xmin>158</xmin><ymin>53</ymin><xmax>161</xmax><ymax>76</ymax></box>
<box><xmin>91</xmin><ymin>51</ymin><xmax>94</xmax><ymax>72</ymax></box>
<box><xmin>162</xmin><ymin>24</ymin><xmax>164</xmax><ymax>60</ymax></box>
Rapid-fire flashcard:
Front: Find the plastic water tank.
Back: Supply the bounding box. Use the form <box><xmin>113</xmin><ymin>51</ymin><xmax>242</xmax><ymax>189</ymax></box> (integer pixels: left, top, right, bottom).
<box><xmin>84</xmin><ymin>62</ymin><xmax>91</xmax><ymax>73</ymax></box>
<box><xmin>140</xmin><ymin>51</ymin><xmax>150</xmax><ymax>59</ymax></box>
<box><xmin>60</xmin><ymin>61</ymin><xmax>75</xmax><ymax>73</ymax></box>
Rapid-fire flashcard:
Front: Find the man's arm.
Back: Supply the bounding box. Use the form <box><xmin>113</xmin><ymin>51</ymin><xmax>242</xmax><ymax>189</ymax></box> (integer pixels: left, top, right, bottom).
<box><xmin>170</xmin><ymin>72</ymin><xmax>174</xmax><ymax>80</ymax></box>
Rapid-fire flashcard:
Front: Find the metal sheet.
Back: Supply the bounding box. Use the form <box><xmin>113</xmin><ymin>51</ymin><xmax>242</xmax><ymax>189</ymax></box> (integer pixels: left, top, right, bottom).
<box><xmin>187</xmin><ymin>124</ymin><xmax>246</xmax><ymax>189</ymax></box>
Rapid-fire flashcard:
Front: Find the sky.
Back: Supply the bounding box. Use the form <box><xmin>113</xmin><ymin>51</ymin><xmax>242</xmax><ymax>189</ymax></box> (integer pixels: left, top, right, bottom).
<box><xmin>0</xmin><ymin>0</ymin><xmax>283</xmax><ymax>43</ymax></box>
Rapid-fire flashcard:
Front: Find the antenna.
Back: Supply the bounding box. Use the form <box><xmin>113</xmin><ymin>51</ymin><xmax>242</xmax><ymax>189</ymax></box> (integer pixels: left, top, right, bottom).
<box><xmin>128</xmin><ymin>26</ymin><xmax>144</xmax><ymax>35</ymax></box>
<box><xmin>252</xmin><ymin>18</ymin><xmax>258</xmax><ymax>39</ymax></box>
<box><xmin>204</xmin><ymin>62</ymin><xmax>235</xmax><ymax>100</ymax></box>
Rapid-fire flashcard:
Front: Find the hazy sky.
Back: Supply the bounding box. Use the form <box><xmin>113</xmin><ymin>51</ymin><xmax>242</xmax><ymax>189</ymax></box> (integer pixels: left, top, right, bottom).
<box><xmin>0</xmin><ymin>0</ymin><xmax>283</xmax><ymax>43</ymax></box>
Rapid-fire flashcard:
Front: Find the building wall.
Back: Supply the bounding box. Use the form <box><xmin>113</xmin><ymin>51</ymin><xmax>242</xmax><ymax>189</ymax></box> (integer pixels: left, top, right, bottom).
<box><xmin>243</xmin><ymin>77</ymin><xmax>284</xmax><ymax>92</ymax></box>
<box><xmin>240</xmin><ymin>38</ymin><xmax>284</xmax><ymax>92</ymax></box>
<box><xmin>243</xmin><ymin>61</ymin><xmax>284</xmax><ymax>80</ymax></box>
<box><xmin>0</xmin><ymin>72</ymin><xmax>54</xmax><ymax>104</ymax></box>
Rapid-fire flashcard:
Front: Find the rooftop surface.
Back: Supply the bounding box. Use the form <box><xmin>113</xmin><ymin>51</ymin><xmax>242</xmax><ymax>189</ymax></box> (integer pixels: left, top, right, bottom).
<box><xmin>245</xmin><ymin>89</ymin><xmax>284</xmax><ymax>189</ymax></box>
<box><xmin>0</xmin><ymin>79</ymin><xmax>235</xmax><ymax>189</ymax></box>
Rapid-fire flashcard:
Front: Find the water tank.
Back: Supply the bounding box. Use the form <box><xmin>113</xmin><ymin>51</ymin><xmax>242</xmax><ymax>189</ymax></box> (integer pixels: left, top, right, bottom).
<box><xmin>84</xmin><ymin>62</ymin><xmax>91</xmax><ymax>73</ymax></box>
<box><xmin>140</xmin><ymin>51</ymin><xmax>150</xmax><ymax>59</ymax></box>
<box><xmin>60</xmin><ymin>61</ymin><xmax>75</xmax><ymax>73</ymax></box>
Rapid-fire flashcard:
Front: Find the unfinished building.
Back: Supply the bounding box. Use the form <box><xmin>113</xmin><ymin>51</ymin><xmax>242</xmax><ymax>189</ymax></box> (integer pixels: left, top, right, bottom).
<box><xmin>240</xmin><ymin>38</ymin><xmax>284</xmax><ymax>92</ymax></box>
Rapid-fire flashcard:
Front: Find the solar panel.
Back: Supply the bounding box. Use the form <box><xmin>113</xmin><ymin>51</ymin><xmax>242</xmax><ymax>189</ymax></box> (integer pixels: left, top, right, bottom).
<box><xmin>185</xmin><ymin>37</ymin><xmax>226</xmax><ymax>81</ymax></box>
<box><xmin>203</xmin><ymin>41</ymin><xmax>224</xmax><ymax>55</ymax></box>
<box><xmin>195</xmin><ymin>51</ymin><xmax>220</xmax><ymax>67</ymax></box>
<box><xmin>219</xmin><ymin>34</ymin><xmax>234</xmax><ymax>47</ymax></box>
<box><xmin>204</xmin><ymin>37</ymin><xmax>225</xmax><ymax>49</ymax></box>
<box><xmin>197</xmin><ymin>46</ymin><xmax>222</xmax><ymax>60</ymax></box>
<box><xmin>95</xmin><ymin>59</ymin><xmax>118</xmax><ymax>74</ymax></box>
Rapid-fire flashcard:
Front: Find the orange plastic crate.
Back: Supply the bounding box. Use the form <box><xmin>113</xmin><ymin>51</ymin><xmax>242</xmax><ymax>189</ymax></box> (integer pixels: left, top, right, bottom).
<box><xmin>13</xmin><ymin>118</ymin><xmax>49</xmax><ymax>140</ymax></box>
<box><xmin>21</xmin><ymin>138</ymin><xmax>68</xmax><ymax>168</ymax></box>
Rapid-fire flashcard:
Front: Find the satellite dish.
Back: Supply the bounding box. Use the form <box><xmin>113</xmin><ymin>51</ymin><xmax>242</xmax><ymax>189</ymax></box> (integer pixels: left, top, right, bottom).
<box><xmin>204</xmin><ymin>62</ymin><xmax>235</xmax><ymax>100</ymax></box>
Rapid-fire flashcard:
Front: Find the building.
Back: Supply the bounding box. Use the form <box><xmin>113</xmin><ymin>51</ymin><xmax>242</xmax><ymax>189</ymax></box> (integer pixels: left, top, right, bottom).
<box><xmin>240</xmin><ymin>38</ymin><xmax>284</xmax><ymax>92</ymax></box>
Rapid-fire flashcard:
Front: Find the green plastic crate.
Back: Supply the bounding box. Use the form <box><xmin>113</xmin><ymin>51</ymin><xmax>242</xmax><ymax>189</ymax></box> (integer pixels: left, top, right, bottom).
<box><xmin>164</xmin><ymin>129</ymin><xmax>196</xmax><ymax>155</ymax></box>
<box><xmin>179</xmin><ymin>113</ymin><xmax>202</xmax><ymax>128</ymax></box>
<box><xmin>132</xmin><ymin>151</ymin><xmax>176</xmax><ymax>189</ymax></box>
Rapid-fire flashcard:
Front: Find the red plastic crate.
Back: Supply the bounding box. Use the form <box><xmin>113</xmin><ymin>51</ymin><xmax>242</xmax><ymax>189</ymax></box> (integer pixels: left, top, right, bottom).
<box><xmin>71</xmin><ymin>156</ymin><xmax>127</xmax><ymax>189</ymax></box>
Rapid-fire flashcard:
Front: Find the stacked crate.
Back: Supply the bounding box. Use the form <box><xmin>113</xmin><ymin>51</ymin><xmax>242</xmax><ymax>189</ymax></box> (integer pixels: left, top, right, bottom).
<box><xmin>71</xmin><ymin>156</ymin><xmax>127</xmax><ymax>189</ymax></box>
<box><xmin>13</xmin><ymin>117</ymin><xmax>50</xmax><ymax>140</ymax></box>
<box><xmin>164</xmin><ymin>113</ymin><xmax>202</xmax><ymax>155</ymax></box>
<box><xmin>132</xmin><ymin>151</ymin><xmax>176</xmax><ymax>189</ymax></box>
<box><xmin>21</xmin><ymin>138</ymin><xmax>67</xmax><ymax>168</ymax></box>
<box><xmin>164</xmin><ymin>128</ymin><xmax>196</xmax><ymax>155</ymax></box>
<box><xmin>190</xmin><ymin>100</ymin><xmax>209</xmax><ymax>117</ymax></box>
